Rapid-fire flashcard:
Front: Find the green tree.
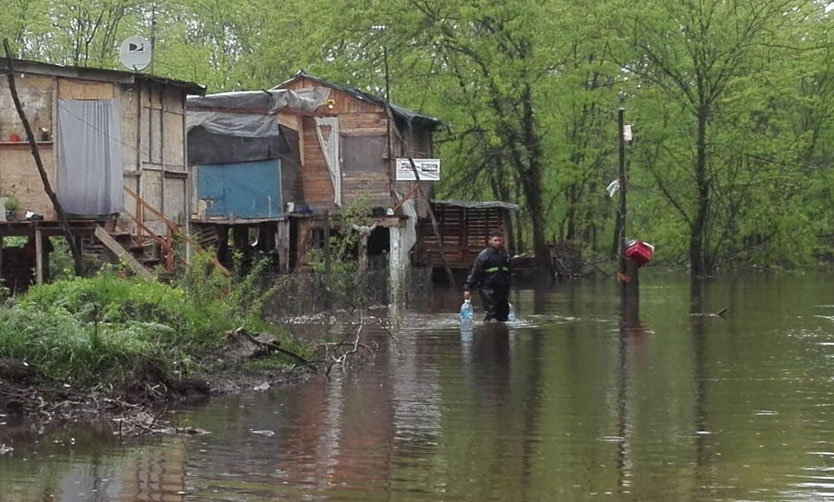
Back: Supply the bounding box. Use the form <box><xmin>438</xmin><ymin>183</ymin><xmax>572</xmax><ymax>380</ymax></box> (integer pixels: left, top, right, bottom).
<box><xmin>12</xmin><ymin>0</ymin><xmax>136</xmax><ymax>66</ymax></box>
<box><xmin>613</xmin><ymin>0</ymin><xmax>831</xmax><ymax>275</ymax></box>
<box><xmin>8</xmin><ymin>0</ymin><xmax>834</xmax><ymax>273</ymax></box>
<box><xmin>334</xmin><ymin>0</ymin><xmax>571</xmax><ymax>272</ymax></box>
<box><xmin>0</xmin><ymin>0</ymin><xmax>39</xmax><ymax>50</ymax></box>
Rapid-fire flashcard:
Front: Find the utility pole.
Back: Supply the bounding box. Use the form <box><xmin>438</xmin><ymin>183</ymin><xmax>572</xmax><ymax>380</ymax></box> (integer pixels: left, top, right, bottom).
<box><xmin>617</xmin><ymin>108</ymin><xmax>627</xmax><ymax>278</ymax></box>
<box><xmin>383</xmin><ymin>43</ymin><xmax>393</xmax><ymax>198</ymax></box>
<box><xmin>616</xmin><ymin>107</ymin><xmax>639</xmax><ymax>298</ymax></box>
<box><xmin>371</xmin><ymin>24</ymin><xmax>394</xmax><ymax>198</ymax></box>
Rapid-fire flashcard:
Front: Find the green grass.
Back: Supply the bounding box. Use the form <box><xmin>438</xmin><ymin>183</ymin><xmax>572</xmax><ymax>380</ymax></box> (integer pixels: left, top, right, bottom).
<box><xmin>0</xmin><ymin>257</ymin><xmax>296</xmax><ymax>388</ymax></box>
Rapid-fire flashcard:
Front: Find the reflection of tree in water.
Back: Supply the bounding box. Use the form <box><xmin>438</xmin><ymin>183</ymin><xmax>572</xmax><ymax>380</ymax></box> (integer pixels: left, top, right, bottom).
<box><xmin>690</xmin><ymin>279</ymin><xmax>713</xmax><ymax>486</ymax></box>
<box><xmin>273</xmin><ymin>327</ymin><xmax>398</xmax><ymax>491</ymax></box>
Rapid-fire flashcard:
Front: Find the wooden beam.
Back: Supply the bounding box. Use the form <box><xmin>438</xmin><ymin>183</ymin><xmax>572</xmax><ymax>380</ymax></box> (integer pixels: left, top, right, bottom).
<box><xmin>278</xmin><ymin>220</ymin><xmax>290</xmax><ymax>273</ymax></box>
<box><xmin>35</xmin><ymin>228</ymin><xmax>42</xmax><ymax>285</ymax></box>
<box><xmin>94</xmin><ymin>226</ymin><xmax>154</xmax><ymax>279</ymax></box>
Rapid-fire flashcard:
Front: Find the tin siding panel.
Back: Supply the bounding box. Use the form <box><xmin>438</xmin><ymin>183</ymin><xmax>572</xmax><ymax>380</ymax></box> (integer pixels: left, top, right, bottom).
<box><xmin>196</xmin><ymin>159</ymin><xmax>282</xmax><ymax>219</ymax></box>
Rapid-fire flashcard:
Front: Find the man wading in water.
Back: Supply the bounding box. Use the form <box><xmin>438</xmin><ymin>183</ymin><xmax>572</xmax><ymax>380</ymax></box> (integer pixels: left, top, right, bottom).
<box><xmin>463</xmin><ymin>229</ymin><xmax>512</xmax><ymax>322</ymax></box>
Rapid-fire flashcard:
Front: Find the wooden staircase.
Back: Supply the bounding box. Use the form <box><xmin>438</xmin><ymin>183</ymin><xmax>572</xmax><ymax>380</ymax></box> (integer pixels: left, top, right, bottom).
<box><xmin>92</xmin><ymin>187</ymin><xmax>229</xmax><ymax>279</ymax></box>
<box><xmin>93</xmin><ymin>226</ymin><xmax>154</xmax><ymax>279</ymax></box>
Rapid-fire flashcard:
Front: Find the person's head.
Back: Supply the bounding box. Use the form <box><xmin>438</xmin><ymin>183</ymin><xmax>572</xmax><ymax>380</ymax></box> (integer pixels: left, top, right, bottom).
<box><xmin>487</xmin><ymin>229</ymin><xmax>505</xmax><ymax>249</ymax></box>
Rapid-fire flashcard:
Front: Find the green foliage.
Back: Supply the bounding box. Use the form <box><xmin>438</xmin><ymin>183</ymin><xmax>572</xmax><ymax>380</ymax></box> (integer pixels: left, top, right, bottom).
<box><xmin>5</xmin><ymin>0</ymin><xmax>834</xmax><ymax>271</ymax></box>
<box><xmin>3</xmin><ymin>196</ymin><xmax>18</xmax><ymax>211</ymax></box>
<box><xmin>612</xmin><ymin>0</ymin><xmax>834</xmax><ymax>272</ymax></box>
<box><xmin>0</xmin><ymin>296</ymin><xmax>171</xmax><ymax>385</ymax></box>
<box><xmin>48</xmin><ymin>237</ymin><xmax>86</xmax><ymax>281</ymax></box>
<box><xmin>0</xmin><ymin>257</ymin><xmax>293</xmax><ymax>386</ymax></box>
<box><xmin>175</xmin><ymin>250</ymin><xmax>280</xmax><ymax>337</ymax></box>
<box><xmin>305</xmin><ymin>195</ymin><xmax>381</xmax><ymax>309</ymax></box>
<box><xmin>307</xmin><ymin>194</ymin><xmax>370</xmax><ymax>275</ymax></box>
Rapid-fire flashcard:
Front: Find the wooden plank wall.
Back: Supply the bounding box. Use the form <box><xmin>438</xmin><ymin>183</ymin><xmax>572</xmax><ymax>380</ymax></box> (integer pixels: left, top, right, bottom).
<box><xmin>299</xmin><ymin>114</ymin><xmax>334</xmax><ymax>210</ymax></box>
<box><xmin>299</xmin><ymin>83</ymin><xmax>390</xmax><ymax>211</ymax></box>
<box><xmin>0</xmin><ymin>74</ymin><xmax>59</xmax><ymax>219</ymax></box>
<box><xmin>0</xmin><ymin>74</ymin><xmax>190</xmax><ymax>229</ymax></box>
<box><xmin>281</xmin><ymin>77</ymin><xmax>439</xmax><ymax>214</ymax></box>
<box><xmin>341</xmin><ymin>133</ymin><xmax>389</xmax><ymax>208</ymax></box>
<box><xmin>126</xmin><ymin>81</ymin><xmax>189</xmax><ymax>234</ymax></box>
<box><xmin>414</xmin><ymin>206</ymin><xmax>508</xmax><ymax>269</ymax></box>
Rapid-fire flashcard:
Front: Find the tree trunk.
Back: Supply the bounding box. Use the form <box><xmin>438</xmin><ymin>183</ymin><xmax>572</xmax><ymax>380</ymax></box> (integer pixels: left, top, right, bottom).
<box><xmin>519</xmin><ymin>84</ymin><xmax>551</xmax><ymax>274</ymax></box>
<box><xmin>690</xmin><ymin>106</ymin><xmax>710</xmax><ymax>277</ymax></box>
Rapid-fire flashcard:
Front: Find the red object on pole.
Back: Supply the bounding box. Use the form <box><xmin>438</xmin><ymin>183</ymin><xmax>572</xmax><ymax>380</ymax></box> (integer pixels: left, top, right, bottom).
<box><xmin>625</xmin><ymin>240</ymin><xmax>654</xmax><ymax>268</ymax></box>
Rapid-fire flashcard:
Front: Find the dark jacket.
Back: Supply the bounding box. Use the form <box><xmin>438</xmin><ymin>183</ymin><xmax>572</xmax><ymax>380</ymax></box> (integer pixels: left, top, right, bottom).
<box><xmin>464</xmin><ymin>246</ymin><xmax>511</xmax><ymax>293</ymax></box>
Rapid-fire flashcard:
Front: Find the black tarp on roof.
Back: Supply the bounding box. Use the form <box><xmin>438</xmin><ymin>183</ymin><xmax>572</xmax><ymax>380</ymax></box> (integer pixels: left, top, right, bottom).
<box><xmin>187</xmin><ymin>87</ymin><xmax>329</xmax><ymax>138</ymax></box>
<box><xmin>186</xmin><ymin>87</ymin><xmax>329</xmax><ymax>165</ymax></box>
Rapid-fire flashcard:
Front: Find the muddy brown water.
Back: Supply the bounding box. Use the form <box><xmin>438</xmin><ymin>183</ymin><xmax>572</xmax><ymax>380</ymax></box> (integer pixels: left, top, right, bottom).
<box><xmin>3</xmin><ymin>271</ymin><xmax>834</xmax><ymax>501</ymax></box>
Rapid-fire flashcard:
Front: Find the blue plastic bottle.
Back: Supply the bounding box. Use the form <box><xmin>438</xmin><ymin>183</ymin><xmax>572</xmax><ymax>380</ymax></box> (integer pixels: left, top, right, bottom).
<box><xmin>460</xmin><ymin>298</ymin><xmax>474</xmax><ymax>323</ymax></box>
<box><xmin>507</xmin><ymin>302</ymin><xmax>517</xmax><ymax>322</ymax></box>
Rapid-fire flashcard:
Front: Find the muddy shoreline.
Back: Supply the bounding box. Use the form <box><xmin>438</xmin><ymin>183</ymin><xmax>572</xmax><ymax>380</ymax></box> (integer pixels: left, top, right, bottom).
<box><xmin>0</xmin><ymin>317</ymin><xmax>378</xmax><ymax>438</ymax></box>
<box><xmin>0</xmin><ymin>356</ymin><xmax>315</xmax><ymax>438</ymax></box>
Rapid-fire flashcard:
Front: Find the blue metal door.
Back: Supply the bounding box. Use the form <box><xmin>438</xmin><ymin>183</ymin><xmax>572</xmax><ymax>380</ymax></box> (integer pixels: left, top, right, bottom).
<box><xmin>196</xmin><ymin>159</ymin><xmax>282</xmax><ymax>219</ymax></box>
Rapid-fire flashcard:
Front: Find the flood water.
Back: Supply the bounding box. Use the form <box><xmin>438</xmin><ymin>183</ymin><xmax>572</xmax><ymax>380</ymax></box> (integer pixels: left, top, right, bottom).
<box><xmin>4</xmin><ymin>271</ymin><xmax>834</xmax><ymax>501</ymax></box>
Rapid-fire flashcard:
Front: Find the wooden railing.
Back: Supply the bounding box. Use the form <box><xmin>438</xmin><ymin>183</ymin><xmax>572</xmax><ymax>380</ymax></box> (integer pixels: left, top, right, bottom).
<box><xmin>123</xmin><ymin>186</ymin><xmax>229</xmax><ymax>276</ymax></box>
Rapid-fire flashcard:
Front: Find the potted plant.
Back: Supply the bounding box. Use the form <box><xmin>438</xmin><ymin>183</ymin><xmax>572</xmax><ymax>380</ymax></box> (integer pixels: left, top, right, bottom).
<box><xmin>4</xmin><ymin>196</ymin><xmax>19</xmax><ymax>221</ymax></box>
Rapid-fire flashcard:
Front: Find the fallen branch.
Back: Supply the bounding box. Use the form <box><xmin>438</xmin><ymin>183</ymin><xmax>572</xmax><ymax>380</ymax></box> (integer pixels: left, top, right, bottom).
<box><xmin>233</xmin><ymin>327</ymin><xmax>314</xmax><ymax>368</ymax></box>
<box><xmin>320</xmin><ymin>323</ymin><xmax>377</xmax><ymax>376</ymax></box>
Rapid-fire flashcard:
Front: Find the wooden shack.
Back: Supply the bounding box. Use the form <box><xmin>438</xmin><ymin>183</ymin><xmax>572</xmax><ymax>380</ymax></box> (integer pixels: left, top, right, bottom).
<box><xmin>0</xmin><ymin>58</ymin><xmax>204</xmax><ymax>288</ymax></box>
<box><xmin>188</xmin><ymin>71</ymin><xmax>443</xmax><ymax>277</ymax></box>
<box><xmin>412</xmin><ymin>200</ymin><xmax>519</xmax><ymax>272</ymax></box>
<box><xmin>275</xmin><ymin>71</ymin><xmax>439</xmax><ymax>214</ymax></box>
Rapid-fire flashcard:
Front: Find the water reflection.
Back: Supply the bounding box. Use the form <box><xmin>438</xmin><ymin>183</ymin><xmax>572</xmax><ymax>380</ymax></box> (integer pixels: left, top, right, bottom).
<box><xmin>462</xmin><ymin>323</ymin><xmax>511</xmax><ymax>401</ymax></box>
<box><xmin>690</xmin><ymin>278</ymin><xmax>713</xmax><ymax>487</ymax></box>
<box><xmin>8</xmin><ymin>274</ymin><xmax>834</xmax><ymax>500</ymax></box>
<box><xmin>616</xmin><ymin>289</ymin><xmax>648</xmax><ymax>494</ymax></box>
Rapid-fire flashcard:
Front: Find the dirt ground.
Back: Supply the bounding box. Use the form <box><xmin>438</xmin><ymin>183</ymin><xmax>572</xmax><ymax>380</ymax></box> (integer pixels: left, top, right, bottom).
<box><xmin>0</xmin><ymin>346</ymin><xmax>315</xmax><ymax>437</ymax></box>
<box><xmin>0</xmin><ymin>318</ymin><xmax>382</xmax><ymax>437</ymax></box>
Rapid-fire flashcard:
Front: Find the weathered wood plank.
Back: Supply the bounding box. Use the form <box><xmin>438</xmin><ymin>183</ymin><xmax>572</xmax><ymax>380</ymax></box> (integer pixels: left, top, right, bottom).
<box><xmin>94</xmin><ymin>225</ymin><xmax>153</xmax><ymax>279</ymax></box>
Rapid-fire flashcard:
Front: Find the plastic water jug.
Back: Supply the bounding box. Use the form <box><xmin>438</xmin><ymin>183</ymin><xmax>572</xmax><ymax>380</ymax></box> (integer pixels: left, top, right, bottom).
<box><xmin>460</xmin><ymin>298</ymin><xmax>474</xmax><ymax>322</ymax></box>
<box><xmin>508</xmin><ymin>302</ymin><xmax>517</xmax><ymax>322</ymax></box>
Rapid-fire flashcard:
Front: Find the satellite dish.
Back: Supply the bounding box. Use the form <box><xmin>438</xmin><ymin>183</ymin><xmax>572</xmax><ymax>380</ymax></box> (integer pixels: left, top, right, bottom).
<box><xmin>119</xmin><ymin>36</ymin><xmax>152</xmax><ymax>72</ymax></box>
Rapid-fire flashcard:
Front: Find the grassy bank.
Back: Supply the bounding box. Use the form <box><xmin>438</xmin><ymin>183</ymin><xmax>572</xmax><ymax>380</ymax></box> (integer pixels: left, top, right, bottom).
<box><xmin>0</xmin><ymin>257</ymin><xmax>303</xmax><ymax>391</ymax></box>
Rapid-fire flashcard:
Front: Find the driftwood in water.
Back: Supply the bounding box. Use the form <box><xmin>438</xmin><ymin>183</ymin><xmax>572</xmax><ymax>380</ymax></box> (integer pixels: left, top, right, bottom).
<box><xmin>228</xmin><ymin>327</ymin><xmax>312</xmax><ymax>367</ymax></box>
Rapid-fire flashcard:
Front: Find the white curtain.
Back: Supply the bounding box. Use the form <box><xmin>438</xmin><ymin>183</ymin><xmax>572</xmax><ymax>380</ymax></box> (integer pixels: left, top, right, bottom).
<box><xmin>57</xmin><ymin>99</ymin><xmax>123</xmax><ymax>215</ymax></box>
<box><xmin>314</xmin><ymin>116</ymin><xmax>341</xmax><ymax>206</ymax></box>
<box><xmin>401</xmin><ymin>196</ymin><xmax>418</xmax><ymax>253</ymax></box>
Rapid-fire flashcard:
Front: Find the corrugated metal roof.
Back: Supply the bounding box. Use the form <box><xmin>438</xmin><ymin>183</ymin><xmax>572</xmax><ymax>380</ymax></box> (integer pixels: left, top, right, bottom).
<box><xmin>0</xmin><ymin>58</ymin><xmax>205</xmax><ymax>95</ymax></box>
<box><xmin>275</xmin><ymin>70</ymin><xmax>443</xmax><ymax>131</ymax></box>
<box><xmin>432</xmin><ymin>200</ymin><xmax>520</xmax><ymax>211</ymax></box>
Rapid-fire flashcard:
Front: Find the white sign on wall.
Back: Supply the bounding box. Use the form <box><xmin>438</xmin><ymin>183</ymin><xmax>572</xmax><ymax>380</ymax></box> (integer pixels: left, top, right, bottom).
<box><xmin>395</xmin><ymin>158</ymin><xmax>441</xmax><ymax>181</ymax></box>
